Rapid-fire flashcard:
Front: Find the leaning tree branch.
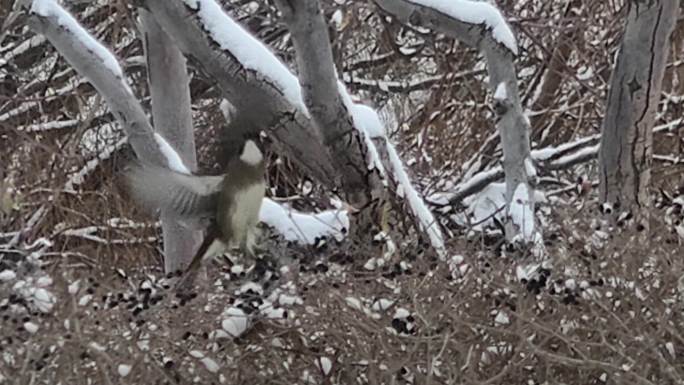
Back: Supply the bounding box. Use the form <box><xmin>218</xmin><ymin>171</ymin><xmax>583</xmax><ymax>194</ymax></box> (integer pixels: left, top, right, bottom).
<box><xmin>9</xmin><ymin>0</ymin><xmax>164</xmax><ymax>250</ymax></box>
<box><xmin>23</xmin><ymin>0</ymin><xmax>164</xmax><ymax>166</ymax></box>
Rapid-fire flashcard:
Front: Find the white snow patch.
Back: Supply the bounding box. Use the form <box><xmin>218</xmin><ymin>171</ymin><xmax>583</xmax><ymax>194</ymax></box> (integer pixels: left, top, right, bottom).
<box><xmin>393</xmin><ymin>307</ymin><xmax>411</xmax><ymax>319</ymax></box>
<box><xmin>371</xmin><ymin>299</ymin><xmax>395</xmax><ymax>312</ymax></box>
<box><xmin>259</xmin><ymin>198</ymin><xmax>348</xmax><ymax>244</ymax></box>
<box><xmin>154</xmin><ymin>133</ymin><xmax>190</xmax><ymax>174</ymax></box>
<box><xmin>117</xmin><ymin>364</ymin><xmax>132</xmax><ymax>377</ymax></box>
<box><xmin>200</xmin><ymin>357</ymin><xmax>220</xmax><ymax>373</ymax></box>
<box><xmin>345</xmin><ymin>297</ymin><xmax>363</xmax><ymax>311</ymax></box>
<box><xmin>494</xmin><ymin>311</ymin><xmax>510</xmax><ymax>325</ymax></box>
<box><xmin>349</xmin><ymin>103</ymin><xmax>386</xmax><ymax>176</ymax></box>
<box><xmin>278</xmin><ymin>294</ymin><xmax>303</xmax><ymax>306</ymax></box>
<box><xmin>351</xmin><ymin>103</ymin><xmax>386</xmax><ymax>138</ymax></box>
<box><xmin>29</xmin><ymin>287</ymin><xmax>56</xmax><ymax>313</ymax></box>
<box><xmin>405</xmin><ymin>0</ymin><xmax>518</xmax><ymax>54</ymax></box>
<box><xmin>508</xmin><ymin>183</ymin><xmax>539</xmax><ymax>243</ymax></box>
<box><xmin>0</xmin><ymin>270</ymin><xmax>16</xmax><ymax>282</ymax></box>
<box><xmin>79</xmin><ymin>294</ymin><xmax>93</xmax><ymax>306</ymax></box>
<box><xmin>665</xmin><ymin>342</ymin><xmax>675</xmax><ymax>359</ymax></box>
<box><xmin>237</xmin><ymin>281</ymin><xmax>263</xmax><ymax>296</ymax></box>
<box><xmin>24</xmin><ymin>322</ymin><xmax>39</xmax><ymax>334</ymax></box>
<box><xmin>68</xmin><ymin>280</ymin><xmax>80</xmax><ymax>294</ymax></box>
<box><xmin>210</xmin><ymin>329</ymin><xmax>230</xmax><ymax>340</ymax></box>
<box><xmin>89</xmin><ymin>342</ymin><xmax>106</xmax><ymax>352</ymax></box>
<box><xmin>221</xmin><ymin>307</ymin><xmax>249</xmax><ymax>337</ymax></box>
<box><xmin>331</xmin><ymin>9</ymin><xmax>344</xmax><ymax>29</ymax></box>
<box><xmin>35</xmin><ymin>276</ymin><xmax>53</xmax><ymax>287</ymax></box>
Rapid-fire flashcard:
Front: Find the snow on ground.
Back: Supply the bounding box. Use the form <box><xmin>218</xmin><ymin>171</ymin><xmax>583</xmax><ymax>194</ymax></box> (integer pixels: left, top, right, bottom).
<box><xmin>259</xmin><ymin>198</ymin><xmax>349</xmax><ymax>245</ymax></box>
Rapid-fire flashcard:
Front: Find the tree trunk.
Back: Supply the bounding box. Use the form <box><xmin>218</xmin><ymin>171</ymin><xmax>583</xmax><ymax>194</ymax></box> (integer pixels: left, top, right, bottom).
<box><xmin>598</xmin><ymin>0</ymin><xmax>678</xmax><ymax>230</ymax></box>
<box><xmin>140</xmin><ymin>10</ymin><xmax>201</xmax><ymax>273</ymax></box>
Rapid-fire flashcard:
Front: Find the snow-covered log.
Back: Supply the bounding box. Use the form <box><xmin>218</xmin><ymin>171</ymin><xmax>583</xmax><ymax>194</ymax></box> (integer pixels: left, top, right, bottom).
<box><xmin>375</xmin><ymin>0</ymin><xmax>536</xmax><ymax>243</ymax></box>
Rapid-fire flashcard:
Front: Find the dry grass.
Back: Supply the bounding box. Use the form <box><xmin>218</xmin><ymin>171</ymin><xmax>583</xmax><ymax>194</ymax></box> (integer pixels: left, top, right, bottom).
<box><xmin>2</xmin><ymin>1</ymin><xmax>684</xmax><ymax>384</ymax></box>
<box><xmin>1</xmin><ymin>200</ymin><xmax>683</xmax><ymax>384</ymax></box>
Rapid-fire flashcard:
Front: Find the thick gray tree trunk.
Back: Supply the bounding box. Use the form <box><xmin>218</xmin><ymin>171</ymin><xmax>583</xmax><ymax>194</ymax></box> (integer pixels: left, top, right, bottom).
<box><xmin>273</xmin><ymin>0</ymin><xmax>383</xmax><ymax>208</ymax></box>
<box><xmin>598</xmin><ymin>0</ymin><xmax>678</xmax><ymax>230</ymax></box>
<box><xmin>140</xmin><ymin>10</ymin><xmax>201</xmax><ymax>273</ymax></box>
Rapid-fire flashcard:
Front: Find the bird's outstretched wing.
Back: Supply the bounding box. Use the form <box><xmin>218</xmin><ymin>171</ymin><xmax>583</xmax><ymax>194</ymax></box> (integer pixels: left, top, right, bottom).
<box><xmin>126</xmin><ymin>163</ymin><xmax>224</xmax><ymax>219</ymax></box>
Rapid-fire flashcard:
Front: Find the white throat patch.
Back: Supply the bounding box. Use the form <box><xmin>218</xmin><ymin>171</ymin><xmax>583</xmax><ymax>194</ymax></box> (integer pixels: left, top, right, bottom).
<box><xmin>240</xmin><ymin>140</ymin><xmax>263</xmax><ymax>166</ymax></box>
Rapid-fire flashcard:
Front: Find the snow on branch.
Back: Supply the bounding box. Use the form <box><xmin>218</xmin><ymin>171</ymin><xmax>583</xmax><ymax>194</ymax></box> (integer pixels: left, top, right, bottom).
<box><xmin>24</xmin><ymin>0</ymin><xmax>165</xmax><ymax>166</ymax></box>
<box><xmin>273</xmin><ymin>0</ymin><xmax>445</xmax><ymax>254</ymax></box>
<box><xmin>377</xmin><ymin>0</ymin><xmax>534</xmax><ymax>244</ymax></box>
<box><xmin>376</xmin><ymin>0</ymin><xmax>518</xmax><ymax>54</ymax></box>
<box><xmin>386</xmin><ymin>144</ymin><xmax>445</xmax><ymax>253</ymax></box>
<box><xmin>437</xmin><ymin>118</ymin><xmax>684</xmax><ymax>217</ymax></box>
<box><xmin>29</xmin><ymin>0</ymin><xmax>124</xmax><ymax>80</ymax></box>
<box><xmin>181</xmin><ymin>0</ymin><xmax>307</xmax><ymax>114</ymax></box>
<box><xmin>351</xmin><ymin>100</ymin><xmax>446</xmax><ymax>255</ymax></box>
<box><xmin>410</xmin><ymin>0</ymin><xmax>517</xmax><ymax>53</ymax></box>
<box><xmin>154</xmin><ymin>133</ymin><xmax>191</xmax><ymax>174</ymax></box>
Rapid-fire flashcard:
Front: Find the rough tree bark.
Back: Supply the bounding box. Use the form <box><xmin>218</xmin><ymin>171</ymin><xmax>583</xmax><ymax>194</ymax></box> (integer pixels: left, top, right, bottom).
<box><xmin>140</xmin><ymin>10</ymin><xmax>201</xmax><ymax>273</ymax></box>
<box><xmin>598</xmin><ymin>0</ymin><xmax>678</xmax><ymax>230</ymax></box>
<box><xmin>273</xmin><ymin>0</ymin><xmax>383</xmax><ymax>208</ymax></box>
